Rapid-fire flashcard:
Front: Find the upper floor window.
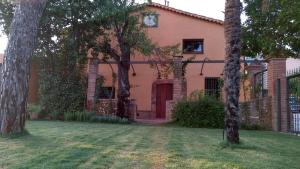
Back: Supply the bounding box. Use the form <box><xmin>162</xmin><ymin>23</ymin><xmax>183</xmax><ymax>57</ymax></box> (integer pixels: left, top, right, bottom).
<box><xmin>143</xmin><ymin>14</ymin><xmax>158</xmax><ymax>27</ymax></box>
<box><xmin>183</xmin><ymin>39</ymin><xmax>204</xmax><ymax>54</ymax></box>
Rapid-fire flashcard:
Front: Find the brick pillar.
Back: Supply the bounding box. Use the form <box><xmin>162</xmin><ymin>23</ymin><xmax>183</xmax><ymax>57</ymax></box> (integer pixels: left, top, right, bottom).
<box><xmin>267</xmin><ymin>58</ymin><xmax>287</xmax><ymax>132</ymax></box>
<box><xmin>87</xmin><ymin>58</ymin><xmax>99</xmax><ymax>111</ymax></box>
<box><xmin>246</xmin><ymin>62</ymin><xmax>265</xmax><ymax>99</ymax></box>
<box><xmin>173</xmin><ymin>56</ymin><xmax>185</xmax><ymax>101</ymax></box>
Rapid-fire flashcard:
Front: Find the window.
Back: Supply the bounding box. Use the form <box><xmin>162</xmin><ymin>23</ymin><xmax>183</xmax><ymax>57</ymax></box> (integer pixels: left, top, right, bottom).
<box><xmin>99</xmin><ymin>87</ymin><xmax>115</xmax><ymax>99</ymax></box>
<box><xmin>183</xmin><ymin>39</ymin><xmax>204</xmax><ymax>54</ymax></box>
<box><xmin>143</xmin><ymin>14</ymin><xmax>159</xmax><ymax>27</ymax></box>
<box><xmin>205</xmin><ymin>78</ymin><xmax>221</xmax><ymax>98</ymax></box>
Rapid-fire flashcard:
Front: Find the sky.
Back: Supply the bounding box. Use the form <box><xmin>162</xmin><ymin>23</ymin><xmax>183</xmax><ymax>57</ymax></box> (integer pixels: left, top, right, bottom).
<box><xmin>0</xmin><ymin>0</ymin><xmax>245</xmax><ymax>53</ymax></box>
<box><xmin>137</xmin><ymin>0</ymin><xmax>227</xmax><ymax>20</ymax></box>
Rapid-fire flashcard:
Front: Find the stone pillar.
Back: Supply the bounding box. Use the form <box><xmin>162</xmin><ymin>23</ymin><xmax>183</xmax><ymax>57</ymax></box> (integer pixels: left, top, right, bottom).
<box><xmin>267</xmin><ymin>58</ymin><xmax>287</xmax><ymax>132</ymax></box>
<box><xmin>246</xmin><ymin>62</ymin><xmax>265</xmax><ymax>99</ymax></box>
<box><xmin>173</xmin><ymin>56</ymin><xmax>185</xmax><ymax>101</ymax></box>
<box><xmin>87</xmin><ymin>58</ymin><xmax>99</xmax><ymax>111</ymax></box>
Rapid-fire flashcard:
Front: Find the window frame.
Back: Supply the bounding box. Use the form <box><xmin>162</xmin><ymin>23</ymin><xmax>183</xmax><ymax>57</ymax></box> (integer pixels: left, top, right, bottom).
<box><xmin>182</xmin><ymin>39</ymin><xmax>204</xmax><ymax>54</ymax></box>
<box><xmin>142</xmin><ymin>13</ymin><xmax>159</xmax><ymax>28</ymax></box>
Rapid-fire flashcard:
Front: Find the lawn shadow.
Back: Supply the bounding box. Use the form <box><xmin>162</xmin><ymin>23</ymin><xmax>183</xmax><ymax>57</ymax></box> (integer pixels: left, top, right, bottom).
<box><xmin>218</xmin><ymin>139</ymin><xmax>261</xmax><ymax>151</ymax></box>
<box><xmin>0</xmin><ymin>129</ymin><xmax>30</xmax><ymax>139</ymax></box>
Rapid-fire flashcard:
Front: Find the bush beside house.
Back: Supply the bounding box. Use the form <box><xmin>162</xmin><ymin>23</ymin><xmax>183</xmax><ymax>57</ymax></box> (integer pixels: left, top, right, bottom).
<box><xmin>172</xmin><ymin>91</ymin><xmax>224</xmax><ymax>128</ymax></box>
<box><xmin>27</xmin><ymin>104</ymin><xmax>43</xmax><ymax>120</ymax></box>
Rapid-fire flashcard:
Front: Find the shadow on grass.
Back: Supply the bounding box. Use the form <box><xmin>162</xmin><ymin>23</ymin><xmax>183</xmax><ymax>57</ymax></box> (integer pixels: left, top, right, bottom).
<box><xmin>218</xmin><ymin>139</ymin><xmax>261</xmax><ymax>151</ymax></box>
<box><xmin>0</xmin><ymin>129</ymin><xmax>30</xmax><ymax>139</ymax></box>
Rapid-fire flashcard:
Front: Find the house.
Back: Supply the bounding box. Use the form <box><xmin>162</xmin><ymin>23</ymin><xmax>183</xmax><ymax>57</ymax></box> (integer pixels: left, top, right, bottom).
<box><xmin>90</xmin><ymin>3</ymin><xmax>227</xmax><ymax>121</ymax></box>
<box><xmin>0</xmin><ymin>3</ymin><xmax>246</xmax><ymax>122</ymax></box>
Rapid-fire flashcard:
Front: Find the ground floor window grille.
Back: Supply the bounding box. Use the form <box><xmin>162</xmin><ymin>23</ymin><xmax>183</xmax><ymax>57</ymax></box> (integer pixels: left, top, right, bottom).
<box><xmin>205</xmin><ymin>77</ymin><xmax>221</xmax><ymax>99</ymax></box>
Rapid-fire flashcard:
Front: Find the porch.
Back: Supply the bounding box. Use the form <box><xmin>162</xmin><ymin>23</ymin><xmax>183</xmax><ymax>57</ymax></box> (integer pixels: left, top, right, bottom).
<box><xmin>88</xmin><ymin>56</ymin><xmax>186</xmax><ymax>122</ymax></box>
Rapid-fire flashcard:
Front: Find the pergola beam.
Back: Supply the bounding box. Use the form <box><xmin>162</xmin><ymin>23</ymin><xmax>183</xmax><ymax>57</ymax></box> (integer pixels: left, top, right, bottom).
<box><xmin>96</xmin><ymin>60</ymin><xmax>265</xmax><ymax>64</ymax></box>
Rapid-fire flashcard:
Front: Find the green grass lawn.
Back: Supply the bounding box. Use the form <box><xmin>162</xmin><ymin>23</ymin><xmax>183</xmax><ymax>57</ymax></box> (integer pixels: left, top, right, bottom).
<box><xmin>0</xmin><ymin>121</ymin><xmax>300</xmax><ymax>169</ymax></box>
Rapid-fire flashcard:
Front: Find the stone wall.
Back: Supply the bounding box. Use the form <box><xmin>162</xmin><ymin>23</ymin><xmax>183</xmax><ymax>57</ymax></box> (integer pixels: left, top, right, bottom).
<box><xmin>166</xmin><ymin>100</ymin><xmax>176</xmax><ymax>121</ymax></box>
<box><xmin>240</xmin><ymin>97</ymin><xmax>272</xmax><ymax>129</ymax></box>
<box><xmin>246</xmin><ymin>58</ymin><xmax>288</xmax><ymax>132</ymax></box>
<box><xmin>96</xmin><ymin>99</ymin><xmax>117</xmax><ymax>116</ymax></box>
<box><xmin>95</xmin><ymin>99</ymin><xmax>137</xmax><ymax>120</ymax></box>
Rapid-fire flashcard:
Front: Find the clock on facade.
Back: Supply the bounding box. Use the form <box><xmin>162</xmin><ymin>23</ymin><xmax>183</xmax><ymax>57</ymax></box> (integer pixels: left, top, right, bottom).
<box><xmin>143</xmin><ymin>14</ymin><xmax>158</xmax><ymax>27</ymax></box>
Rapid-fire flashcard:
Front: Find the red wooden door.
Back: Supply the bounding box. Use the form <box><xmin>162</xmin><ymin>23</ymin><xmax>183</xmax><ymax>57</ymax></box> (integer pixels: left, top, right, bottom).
<box><xmin>156</xmin><ymin>84</ymin><xmax>173</xmax><ymax>119</ymax></box>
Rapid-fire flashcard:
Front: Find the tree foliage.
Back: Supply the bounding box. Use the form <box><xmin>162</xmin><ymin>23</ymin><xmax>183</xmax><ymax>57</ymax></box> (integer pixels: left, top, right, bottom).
<box><xmin>0</xmin><ymin>0</ymin><xmax>160</xmax><ymax>118</ymax></box>
<box><xmin>0</xmin><ymin>0</ymin><xmax>14</xmax><ymax>35</ymax></box>
<box><xmin>37</xmin><ymin>0</ymin><xmax>100</xmax><ymax>115</ymax></box>
<box><xmin>87</xmin><ymin>0</ymin><xmax>158</xmax><ymax>118</ymax></box>
<box><xmin>242</xmin><ymin>0</ymin><xmax>300</xmax><ymax>58</ymax></box>
<box><xmin>0</xmin><ymin>0</ymin><xmax>105</xmax><ymax>115</ymax></box>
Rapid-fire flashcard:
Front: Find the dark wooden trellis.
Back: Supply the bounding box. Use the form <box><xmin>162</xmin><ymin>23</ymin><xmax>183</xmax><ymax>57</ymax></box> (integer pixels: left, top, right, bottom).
<box><xmin>97</xmin><ymin>59</ymin><xmax>259</xmax><ymax>76</ymax></box>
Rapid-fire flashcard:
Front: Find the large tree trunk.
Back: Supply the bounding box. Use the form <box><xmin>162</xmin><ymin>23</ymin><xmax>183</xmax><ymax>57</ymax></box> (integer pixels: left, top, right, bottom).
<box><xmin>224</xmin><ymin>0</ymin><xmax>242</xmax><ymax>144</ymax></box>
<box><xmin>117</xmin><ymin>54</ymin><xmax>131</xmax><ymax>119</ymax></box>
<box><xmin>0</xmin><ymin>0</ymin><xmax>47</xmax><ymax>135</ymax></box>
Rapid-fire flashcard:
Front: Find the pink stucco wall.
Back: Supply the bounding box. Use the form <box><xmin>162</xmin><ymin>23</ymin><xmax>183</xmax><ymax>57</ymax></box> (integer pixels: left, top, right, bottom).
<box><xmin>98</xmin><ymin>5</ymin><xmax>225</xmax><ymax>111</ymax></box>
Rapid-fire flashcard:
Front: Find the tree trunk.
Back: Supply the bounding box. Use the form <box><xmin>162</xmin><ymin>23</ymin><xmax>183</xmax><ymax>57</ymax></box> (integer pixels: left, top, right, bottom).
<box><xmin>224</xmin><ymin>0</ymin><xmax>242</xmax><ymax>144</ymax></box>
<box><xmin>117</xmin><ymin>55</ymin><xmax>131</xmax><ymax>119</ymax></box>
<box><xmin>0</xmin><ymin>0</ymin><xmax>47</xmax><ymax>135</ymax></box>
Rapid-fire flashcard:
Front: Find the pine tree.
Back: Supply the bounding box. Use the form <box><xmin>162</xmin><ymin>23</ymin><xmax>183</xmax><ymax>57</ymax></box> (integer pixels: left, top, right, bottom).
<box><xmin>224</xmin><ymin>0</ymin><xmax>242</xmax><ymax>144</ymax></box>
<box><xmin>0</xmin><ymin>0</ymin><xmax>47</xmax><ymax>135</ymax></box>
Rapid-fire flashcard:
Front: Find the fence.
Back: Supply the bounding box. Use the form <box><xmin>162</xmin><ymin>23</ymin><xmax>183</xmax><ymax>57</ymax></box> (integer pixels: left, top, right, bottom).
<box><xmin>287</xmin><ymin>69</ymin><xmax>300</xmax><ymax>134</ymax></box>
<box><xmin>253</xmin><ymin>69</ymin><xmax>268</xmax><ymax>98</ymax></box>
<box><xmin>245</xmin><ymin>58</ymin><xmax>300</xmax><ymax>133</ymax></box>
<box><xmin>292</xmin><ymin>114</ymin><xmax>300</xmax><ymax>133</ymax></box>
<box><xmin>240</xmin><ymin>97</ymin><xmax>272</xmax><ymax>129</ymax></box>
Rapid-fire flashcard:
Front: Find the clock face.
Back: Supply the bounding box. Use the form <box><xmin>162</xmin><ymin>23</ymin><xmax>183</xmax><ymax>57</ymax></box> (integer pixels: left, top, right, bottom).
<box><xmin>143</xmin><ymin>15</ymin><xmax>158</xmax><ymax>27</ymax></box>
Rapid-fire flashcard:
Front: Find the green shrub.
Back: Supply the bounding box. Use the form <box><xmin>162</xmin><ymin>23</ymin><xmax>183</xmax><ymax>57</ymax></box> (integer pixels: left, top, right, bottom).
<box><xmin>64</xmin><ymin>111</ymin><xmax>91</xmax><ymax>122</ymax></box>
<box><xmin>39</xmin><ymin>68</ymin><xmax>87</xmax><ymax>115</ymax></box>
<box><xmin>27</xmin><ymin>104</ymin><xmax>43</xmax><ymax>120</ymax></box>
<box><xmin>90</xmin><ymin>115</ymin><xmax>131</xmax><ymax>124</ymax></box>
<box><xmin>27</xmin><ymin>104</ymin><xmax>42</xmax><ymax>114</ymax></box>
<box><xmin>173</xmin><ymin>91</ymin><xmax>224</xmax><ymax>128</ymax></box>
<box><xmin>241</xmin><ymin>124</ymin><xmax>266</xmax><ymax>130</ymax></box>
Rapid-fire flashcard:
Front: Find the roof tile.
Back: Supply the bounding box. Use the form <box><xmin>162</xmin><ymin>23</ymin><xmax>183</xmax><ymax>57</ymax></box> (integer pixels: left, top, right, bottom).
<box><xmin>148</xmin><ymin>3</ymin><xmax>224</xmax><ymax>25</ymax></box>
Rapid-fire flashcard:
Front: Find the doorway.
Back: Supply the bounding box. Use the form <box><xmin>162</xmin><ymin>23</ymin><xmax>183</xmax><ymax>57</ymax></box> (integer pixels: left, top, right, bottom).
<box><xmin>156</xmin><ymin>83</ymin><xmax>173</xmax><ymax>119</ymax></box>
